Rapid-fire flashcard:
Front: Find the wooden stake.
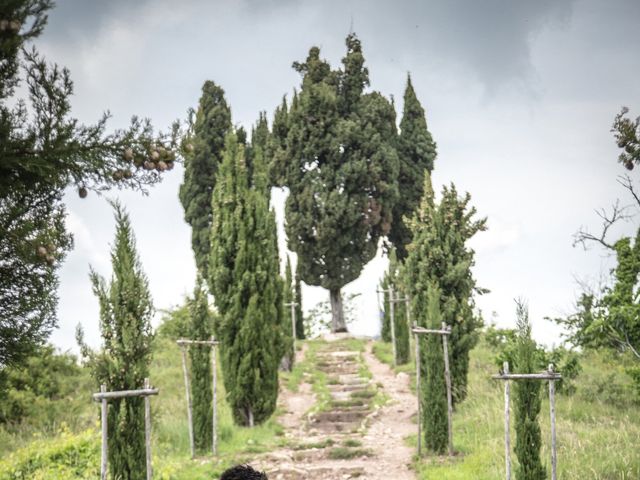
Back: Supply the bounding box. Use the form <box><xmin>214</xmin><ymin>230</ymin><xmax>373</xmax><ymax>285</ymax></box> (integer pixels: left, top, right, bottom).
<box><xmin>211</xmin><ymin>336</ymin><xmax>218</xmax><ymax>456</ymax></box>
<box><xmin>180</xmin><ymin>345</ymin><xmax>195</xmax><ymax>458</ymax></box>
<box><xmin>441</xmin><ymin>322</ymin><xmax>454</xmax><ymax>456</ymax></box>
<box><xmin>100</xmin><ymin>384</ymin><xmax>107</xmax><ymax>480</ymax></box>
<box><xmin>549</xmin><ymin>364</ymin><xmax>557</xmax><ymax>480</ymax></box>
<box><xmin>415</xmin><ymin>331</ymin><xmax>421</xmax><ymax>457</ymax></box>
<box><xmin>389</xmin><ymin>286</ymin><xmax>397</xmax><ymax>367</ymax></box>
<box><xmin>503</xmin><ymin>362</ymin><xmax>511</xmax><ymax>480</ymax></box>
<box><xmin>144</xmin><ymin>378</ymin><xmax>152</xmax><ymax>480</ymax></box>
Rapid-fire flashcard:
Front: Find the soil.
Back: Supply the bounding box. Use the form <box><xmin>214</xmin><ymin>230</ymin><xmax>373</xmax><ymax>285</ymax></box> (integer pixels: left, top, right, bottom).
<box><xmin>254</xmin><ymin>337</ymin><xmax>417</xmax><ymax>479</ymax></box>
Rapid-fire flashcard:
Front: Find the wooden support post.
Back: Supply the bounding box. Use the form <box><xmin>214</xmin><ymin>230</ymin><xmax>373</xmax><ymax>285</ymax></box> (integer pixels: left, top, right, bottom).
<box><xmin>389</xmin><ymin>285</ymin><xmax>397</xmax><ymax>367</ymax></box>
<box><xmin>180</xmin><ymin>345</ymin><xmax>195</xmax><ymax>458</ymax></box>
<box><xmin>144</xmin><ymin>378</ymin><xmax>153</xmax><ymax>480</ymax></box>
<box><xmin>549</xmin><ymin>364</ymin><xmax>557</xmax><ymax>480</ymax></box>
<box><xmin>415</xmin><ymin>330</ymin><xmax>421</xmax><ymax>457</ymax></box>
<box><xmin>441</xmin><ymin>322</ymin><xmax>454</xmax><ymax>457</ymax></box>
<box><xmin>405</xmin><ymin>295</ymin><xmax>413</xmax><ymax>360</ymax></box>
<box><xmin>284</xmin><ymin>301</ymin><xmax>298</xmax><ymax>354</ymax></box>
<box><xmin>503</xmin><ymin>362</ymin><xmax>511</xmax><ymax>480</ymax></box>
<box><xmin>100</xmin><ymin>384</ymin><xmax>108</xmax><ymax>480</ymax></box>
<box><xmin>211</xmin><ymin>336</ymin><xmax>218</xmax><ymax>456</ymax></box>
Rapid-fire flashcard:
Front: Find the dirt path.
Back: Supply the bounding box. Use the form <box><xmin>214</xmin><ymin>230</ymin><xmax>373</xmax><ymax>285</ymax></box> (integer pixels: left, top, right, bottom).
<box><xmin>254</xmin><ymin>338</ymin><xmax>417</xmax><ymax>480</ymax></box>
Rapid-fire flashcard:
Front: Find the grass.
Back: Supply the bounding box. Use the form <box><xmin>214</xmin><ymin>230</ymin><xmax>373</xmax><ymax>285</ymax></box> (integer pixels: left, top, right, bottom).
<box><xmin>327</xmin><ymin>446</ymin><xmax>372</xmax><ymax>460</ymax></box>
<box><xmin>375</xmin><ymin>338</ymin><xmax>640</xmax><ymax>480</ymax></box>
<box><xmin>0</xmin><ymin>336</ymin><xmax>285</xmax><ymax>479</ymax></box>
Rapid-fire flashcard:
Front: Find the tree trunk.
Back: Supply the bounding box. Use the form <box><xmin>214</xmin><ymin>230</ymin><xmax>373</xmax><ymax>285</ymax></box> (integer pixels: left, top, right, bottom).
<box><xmin>329</xmin><ymin>288</ymin><xmax>347</xmax><ymax>333</ymax></box>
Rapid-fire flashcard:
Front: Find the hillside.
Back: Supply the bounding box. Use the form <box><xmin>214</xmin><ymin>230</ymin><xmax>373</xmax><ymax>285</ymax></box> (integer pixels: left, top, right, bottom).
<box><xmin>0</xmin><ymin>335</ymin><xmax>639</xmax><ymax>479</ymax></box>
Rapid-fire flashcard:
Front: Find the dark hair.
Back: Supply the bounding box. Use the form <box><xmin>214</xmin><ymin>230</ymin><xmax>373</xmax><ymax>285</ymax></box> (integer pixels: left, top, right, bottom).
<box><xmin>220</xmin><ymin>464</ymin><xmax>268</xmax><ymax>480</ymax></box>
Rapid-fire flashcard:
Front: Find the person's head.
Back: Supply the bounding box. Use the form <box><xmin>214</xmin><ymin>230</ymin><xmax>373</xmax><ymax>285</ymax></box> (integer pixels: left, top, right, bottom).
<box><xmin>220</xmin><ymin>464</ymin><xmax>268</xmax><ymax>480</ymax></box>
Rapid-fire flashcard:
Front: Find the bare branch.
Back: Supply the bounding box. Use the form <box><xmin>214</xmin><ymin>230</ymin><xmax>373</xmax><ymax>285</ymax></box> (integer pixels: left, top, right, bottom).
<box><xmin>573</xmin><ymin>200</ymin><xmax>631</xmax><ymax>250</ymax></box>
<box><xmin>617</xmin><ymin>175</ymin><xmax>640</xmax><ymax>210</ymax></box>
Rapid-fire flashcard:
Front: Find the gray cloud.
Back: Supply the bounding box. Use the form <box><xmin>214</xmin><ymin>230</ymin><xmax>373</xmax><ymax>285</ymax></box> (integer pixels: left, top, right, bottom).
<box><xmin>34</xmin><ymin>0</ymin><xmax>640</xmax><ymax>351</ymax></box>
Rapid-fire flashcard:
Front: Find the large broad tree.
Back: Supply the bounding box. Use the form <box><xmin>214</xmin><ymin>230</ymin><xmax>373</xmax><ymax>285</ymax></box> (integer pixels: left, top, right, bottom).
<box><xmin>179</xmin><ymin>81</ymin><xmax>231</xmax><ymax>279</ymax></box>
<box><xmin>77</xmin><ymin>203</ymin><xmax>154</xmax><ymax>480</ymax></box>
<box><xmin>404</xmin><ymin>174</ymin><xmax>486</xmax><ymax>405</ymax></box>
<box><xmin>390</xmin><ymin>74</ymin><xmax>437</xmax><ymax>261</ymax></box>
<box><xmin>210</xmin><ymin>133</ymin><xmax>282</xmax><ymax>426</ymax></box>
<box><xmin>276</xmin><ymin>34</ymin><xmax>399</xmax><ymax>332</ymax></box>
<box><xmin>0</xmin><ymin>0</ymin><xmax>177</xmax><ymax>375</ymax></box>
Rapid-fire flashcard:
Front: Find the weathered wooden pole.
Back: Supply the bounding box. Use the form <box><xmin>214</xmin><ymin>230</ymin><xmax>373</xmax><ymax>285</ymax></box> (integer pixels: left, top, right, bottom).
<box><xmin>441</xmin><ymin>322</ymin><xmax>454</xmax><ymax>457</ymax></box>
<box><xmin>180</xmin><ymin>344</ymin><xmax>195</xmax><ymax>458</ymax></box>
<box><xmin>211</xmin><ymin>336</ymin><xmax>218</xmax><ymax>456</ymax></box>
<box><xmin>415</xmin><ymin>329</ymin><xmax>421</xmax><ymax>457</ymax></box>
<box><xmin>144</xmin><ymin>377</ymin><xmax>153</xmax><ymax>480</ymax></box>
<box><xmin>405</xmin><ymin>295</ymin><xmax>413</xmax><ymax>360</ymax></box>
<box><xmin>503</xmin><ymin>362</ymin><xmax>511</xmax><ymax>480</ymax></box>
<box><xmin>389</xmin><ymin>285</ymin><xmax>397</xmax><ymax>367</ymax></box>
<box><xmin>100</xmin><ymin>384</ymin><xmax>108</xmax><ymax>480</ymax></box>
<box><xmin>549</xmin><ymin>363</ymin><xmax>557</xmax><ymax>480</ymax></box>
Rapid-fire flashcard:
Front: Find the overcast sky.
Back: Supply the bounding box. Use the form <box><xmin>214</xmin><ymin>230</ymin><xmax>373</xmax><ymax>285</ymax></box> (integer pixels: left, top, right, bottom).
<box><xmin>37</xmin><ymin>0</ymin><xmax>640</xmax><ymax>352</ymax></box>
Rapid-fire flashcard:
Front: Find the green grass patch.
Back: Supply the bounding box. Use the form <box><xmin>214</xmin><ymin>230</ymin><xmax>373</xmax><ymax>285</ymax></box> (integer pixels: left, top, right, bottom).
<box><xmin>327</xmin><ymin>447</ymin><xmax>372</xmax><ymax>460</ymax></box>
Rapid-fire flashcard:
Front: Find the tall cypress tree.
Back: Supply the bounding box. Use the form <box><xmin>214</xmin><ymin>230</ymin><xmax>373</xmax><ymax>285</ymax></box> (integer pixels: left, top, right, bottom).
<box><xmin>78</xmin><ymin>202</ymin><xmax>153</xmax><ymax>480</ymax></box>
<box><xmin>278</xmin><ymin>34</ymin><xmax>399</xmax><ymax>332</ymax></box>
<box><xmin>179</xmin><ymin>81</ymin><xmax>231</xmax><ymax>279</ymax></box>
<box><xmin>210</xmin><ymin>133</ymin><xmax>282</xmax><ymax>426</ymax></box>
<box><xmin>513</xmin><ymin>301</ymin><xmax>546</xmax><ymax>480</ymax></box>
<box><xmin>404</xmin><ymin>174</ymin><xmax>486</xmax><ymax>405</ymax></box>
<box><xmin>189</xmin><ymin>275</ymin><xmax>213</xmax><ymax>453</ymax></box>
<box><xmin>294</xmin><ymin>267</ymin><xmax>305</xmax><ymax>340</ymax></box>
<box><xmin>391</xmin><ymin>74</ymin><xmax>437</xmax><ymax>261</ymax></box>
<box><xmin>422</xmin><ymin>284</ymin><xmax>448</xmax><ymax>453</ymax></box>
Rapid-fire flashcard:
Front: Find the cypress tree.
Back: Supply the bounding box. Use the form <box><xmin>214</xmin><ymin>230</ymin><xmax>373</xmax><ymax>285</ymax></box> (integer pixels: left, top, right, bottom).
<box><xmin>78</xmin><ymin>202</ymin><xmax>153</xmax><ymax>480</ymax></box>
<box><xmin>294</xmin><ymin>267</ymin><xmax>305</xmax><ymax>340</ymax></box>
<box><xmin>210</xmin><ymin>133</ymin><xmax>282</xmax><ymax>426</ymax></box>
<box><xmin>278</xmin><ymin>34</ymin><xmax>399</xmax><ymax>332</ymax></box>
<box><xmin>281</xmin><ymin>256</ymin><xmax>295</xmax><ymax>371</ymax></box>
<box><xmin>422</xmin><ymin>284</ymin><xmax>448</xmax><ymax>453</ymax></box>
<box><xmin>404</xmin><ymin>174</ymin><xmax>486</xmax><ymax>405</ymax></box>
<box><xmin>391</xmin><ymin>74</ymin><xmax>437</xmax><ymax>261</ymax></box>
<box><xmin>189</xmin><ymin>275</ymin><xmax>213</xmax><ymax>453</ymax></box>
<box><xmin>179</xmin><ymin>81</ymin><xmax>231</xmax><ymax>280</ymax></box>
<box><xmin>379</xmin><ymin>248</ymin><xmax>409</xmax><ymax>364</ymax></box>
<box><xmin>513</xmin><ymin>301</ymin><xmax>546</xmax><ymax>480</ymax></box>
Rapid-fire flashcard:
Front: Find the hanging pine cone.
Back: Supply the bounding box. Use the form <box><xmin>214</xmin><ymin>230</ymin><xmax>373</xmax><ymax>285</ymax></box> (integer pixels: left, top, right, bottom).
<box><xmin>157</xmin><ymin>161</ymin><xmax>167</xmax><ymax>171</ymax></box>
<box><xmin>166</xmin><ymin>161</ymin><xmax>175</xmax><ymax>171</ymax></box>
<box><xmin>79</xmin><ymin>186</ymin><xmax>88</xmax><ymax>198</ymax></box>
<box><xmin>625</xmin><ymin>160</ymin><xmax>634</xmax><ymax>171</ymax></box>
<box><xmin>150</xmin><ymin>150</ymin><xmax>160</xmax><ymax>161</ymax></box>
<box><xmin>123</xmin><ymin>148</ymin><xmax>134</xmax><ymax>161</ymax></box>
<box><xmin>123</xmin><ymin>169</ymin><xmax>133</xmax><ymax>179</ymax></box>
<box><xmin>46</xmin><ymin>255</ymin><xmax>55</xmax><ymax>266</ymax></box>
<box><xmin>143</xmin><ymin>161</ymin><xmax>153</xmax><ymax>170</ymax></box>
<box><xmin>112</xmin><ymin>170</ymin><xmax>124</xmax><ymax>181</ymax></box>
<box><xmin>9</xmin><ymin>20</ymin><xmax>20</xmax><ymax>33</ymax></box>
<box><xmin>0</xmin><ymin>20</ymin><xmax>8</xmax><ymax>31</ymax></box>
<box><xmin>37</xmin><ymin>246</ymin><xmax>47</xmax><ymax>258</ymax></box>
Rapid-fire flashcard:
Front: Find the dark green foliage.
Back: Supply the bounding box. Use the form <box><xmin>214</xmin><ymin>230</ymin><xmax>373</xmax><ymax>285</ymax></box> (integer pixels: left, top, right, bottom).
<box><xmin>421</xmin><ymin>285</ymin><xmax>448</xmax><ymax>454</ymax></box>
<box><xmin>404</xmin><ymin>174</ymin><xmax>486</xmax><ymax>405</ymax></box>
<box><xmin>274</xmin><ymin>34</ymin><xmax>399</xmax><ymax>332</ymax></box>
<box><xmin>0</xmin><ymin>345</ymin><xmax>88</xmax><ymax>426</ymax></box>
<box><xmin>379</xmin><ymin>248</ymin><xmax>409</xmax><ymax>364</ymax></box>
<box><xmin>294</xmin><ymin>266</ymin><xmax>305</xmax><ymax>340</ymax></box>
<box><xmin>0</xmin><ymin>0</ymin><xmax>178</xmax><ymax>379</ymax></box>
<box><xmin>390</xmin><ymin>74</ymin><xmax>437</xmax><ymax>261</ymax></box>
<box><xmin>512</xmin><ymin>301</ymin><xmax>546</xmax><ymax>480</ymax></box>
<box><xmin>612</xmin><ymin>107</ymin><xmax>640</xmax><ymax>170</ymax></box>
<box><xmin>210</xmin><ymin>133</ymin><xmax>282</xmax><ymax>426</ymax></box>
<box><xmin>281</xmin><ymin>256</ymin><xmax>295</xmax><ymax>370</ymax></box>
<box><xmin>179</xmin><ymin>81</ymin><xmax>231</xmax><ymax>279</ymax></box>
<box><xmin>77</xmin><ymin>202</ymin><xmax>153</xmax><ymax>480</ymax></box>
<box><xmin>189</xmin><ymin>276</ymin><xmax>213</xmax><ymax>453</ymax></box>
<box><xmin>485</xmin><ymin>325</ymin><xmax>581</xmax><ymax>395</ymax></box>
